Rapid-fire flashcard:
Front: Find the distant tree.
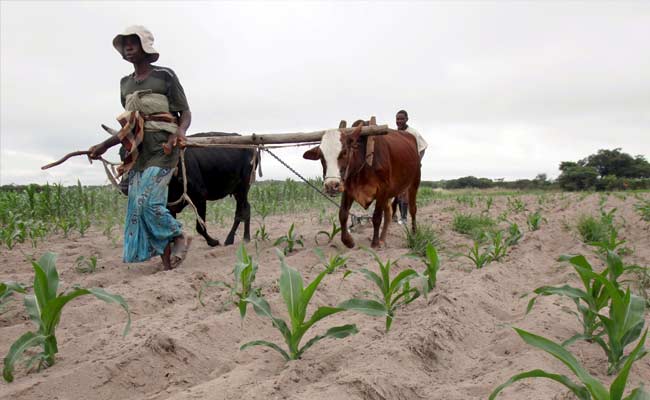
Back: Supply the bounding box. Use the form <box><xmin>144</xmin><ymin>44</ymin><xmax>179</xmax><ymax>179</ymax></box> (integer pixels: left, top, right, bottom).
<box><xmin>557</xmin><ymin>165</ymin><xmax>598</xmax><ymax>191</ymax></box>
<box><xmin>444</xmin><ymin>176</ymin><xmax>493</xmax><ymax>189</ymax></box>
<box><xmin>559</xmin><ymin>161</ymin><xmax>580</xmax><ymax>172</ymax></box>
<box><xmin>631</xmin><ymin>155</ymin><xmax>650</xmax><ymax>178</ymax></box>
<box><xmin>534</xmin><ymin>173</ymin><xmax>548</xmax><ymax>182</ymax></box>
<box><xmin>581</xmin><ymin>148</ymin><xmax>650</xmax><ymax>178</ymax></box>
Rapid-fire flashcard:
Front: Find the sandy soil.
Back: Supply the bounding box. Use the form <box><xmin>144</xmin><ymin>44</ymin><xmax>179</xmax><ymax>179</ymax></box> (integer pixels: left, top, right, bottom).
<box><xmin>1</xmin><ymin>192</ymin><xmax>649</xmax><ymax>400</ymax></box>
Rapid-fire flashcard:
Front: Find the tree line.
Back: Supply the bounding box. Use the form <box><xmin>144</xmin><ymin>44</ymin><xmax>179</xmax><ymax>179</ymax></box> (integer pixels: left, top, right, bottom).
<box><xmin>422</xmin><ymin>148</ymin><xmax>650</xmax><ymax>191</ymax></box>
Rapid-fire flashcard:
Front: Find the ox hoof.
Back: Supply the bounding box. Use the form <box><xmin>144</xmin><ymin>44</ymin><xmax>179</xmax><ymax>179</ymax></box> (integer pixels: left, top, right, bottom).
<box><xmin>206</xmin><ymin>238</ymin><xmax>221</xmax><ymax>247</ymax></box>
<box><xmin>341</xmin><ymin>235</ymin><xmax>355</xmax><ymax>249</ymax></box>
<box><xmin>224</xmin><ymin>237</ymin><xmax>235</xmax><ymax>246</ymax></box>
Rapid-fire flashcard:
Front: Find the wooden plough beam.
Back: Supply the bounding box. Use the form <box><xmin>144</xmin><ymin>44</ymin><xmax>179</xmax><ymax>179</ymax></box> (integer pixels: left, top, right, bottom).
<box><xmin>42</xmin><ymin>121</ymin><xmax>389</xmax><ymax>170</ymax></box>
<box><xmin>99</xmin><ymin>124</ymin><xmax>390</xmax><ymax>146</ymax></box>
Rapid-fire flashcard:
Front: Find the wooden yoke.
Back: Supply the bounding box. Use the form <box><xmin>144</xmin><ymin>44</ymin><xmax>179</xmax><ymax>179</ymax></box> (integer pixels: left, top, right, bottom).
<box><xmin>181</xmin><ymin>125</ymin><xmax>389</xmax><ymax>147</ymax></box>
<box><xmin>366</xmin><ymin>116</ymin><xmax>377</xmax><ymax>167</ymax></box>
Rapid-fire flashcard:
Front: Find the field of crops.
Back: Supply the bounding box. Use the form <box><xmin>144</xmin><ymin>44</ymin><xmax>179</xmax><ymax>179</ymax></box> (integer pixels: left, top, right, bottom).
<box><xmin>1</xmin><ymin>183</ymin><xmax>649</xmax><ymax>400</ymax></box>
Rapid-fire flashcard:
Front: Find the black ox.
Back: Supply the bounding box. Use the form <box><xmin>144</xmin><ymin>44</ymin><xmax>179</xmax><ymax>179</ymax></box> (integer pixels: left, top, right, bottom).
<box><xmin>119</xmin><ymin>132</ymin><xmax>255</xmax><ymax>246</ymax></box>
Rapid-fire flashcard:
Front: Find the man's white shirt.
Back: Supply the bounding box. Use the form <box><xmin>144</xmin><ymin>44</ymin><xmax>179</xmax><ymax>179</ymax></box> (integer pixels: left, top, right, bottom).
<box><xmin>405</xmin><ymin>126</ymin><xmax>428</xmax><ymax>153</ymax></box>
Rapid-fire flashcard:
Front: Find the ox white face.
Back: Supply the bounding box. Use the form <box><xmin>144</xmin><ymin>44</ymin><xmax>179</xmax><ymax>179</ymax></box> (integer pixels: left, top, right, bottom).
<box><xmin>319</xmin><ymin>129</ymin><xmax>344</xmax><ymax>194</ymax></box>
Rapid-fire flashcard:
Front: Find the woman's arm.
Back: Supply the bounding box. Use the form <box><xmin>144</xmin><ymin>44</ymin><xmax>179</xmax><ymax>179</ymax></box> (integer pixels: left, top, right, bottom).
<box><xmin>89</xmin><ymin>135</ymin><xmax>121</xmax><ymax>159</ymax></box>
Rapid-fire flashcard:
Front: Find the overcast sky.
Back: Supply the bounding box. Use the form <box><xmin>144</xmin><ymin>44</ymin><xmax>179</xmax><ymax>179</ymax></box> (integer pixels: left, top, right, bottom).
<box><xmin>1</xmin><ymin>1</ymin><xmax>649</xmax><ymax>186</ymax></box>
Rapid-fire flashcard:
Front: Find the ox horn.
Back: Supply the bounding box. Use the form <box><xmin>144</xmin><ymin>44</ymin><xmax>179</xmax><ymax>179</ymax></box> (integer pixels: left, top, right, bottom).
<box><xmin>102</xmin><ymin>124</ymin><xmax>119</xmax><ymax>136</ymax></box>
<box><xmin>339</xmin><ymin>120</ymin><xmax>347</xmax><ymax>129</ymax></box>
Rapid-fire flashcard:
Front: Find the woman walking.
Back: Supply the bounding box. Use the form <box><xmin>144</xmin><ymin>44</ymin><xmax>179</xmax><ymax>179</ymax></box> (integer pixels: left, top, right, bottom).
<box><xmin>89</xmin><ymin>26</ymin><xmax>192</xmax><ymax>270</ymax></box>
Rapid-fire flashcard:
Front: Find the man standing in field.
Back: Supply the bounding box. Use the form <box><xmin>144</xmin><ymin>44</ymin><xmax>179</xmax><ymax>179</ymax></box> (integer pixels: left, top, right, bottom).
<box><xmin>88</xmin><ymin>25</ymin><xmax>192</xmax><ymax>270</ymax></box>
<box><xmin>393</xmin><ymin>109</ymin><xmax>427</xmax><ymax>224</ymax></box>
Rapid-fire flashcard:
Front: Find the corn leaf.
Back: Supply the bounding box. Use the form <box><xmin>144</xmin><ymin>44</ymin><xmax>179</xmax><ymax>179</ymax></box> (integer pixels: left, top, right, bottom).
<box><xmin>388</xmin><ymin>269</ymin><xmax>418</xmax><ymax>294</ymax></box>
<box><xmin>198</xmin><ymin>281</ymin><xmax>230</xmax><ymax>307</ymax></box>
<box><xmin>338</xmin><ymin>298</ymin><xmax>386</xmax><ymax>316</ymax></box>
<box><xmin>624</xmin><ymin>387</ymin><xmax>650</xmax><ymax>400</ymax></box>
<box><xmin>514</xmin><ymin>328</ymin><xmax>609</xmax><ymax>399</ymax></box>
<box><xmin>611</xmin><ymin>330</ymin><xmax>648</xmax><ymax>400</ymax></box>
<box><xmin>240</xmin><ymin>340</ymin><xmax>290</xmax><ymax>361</ymax></box>
<box><xmin>301</xmin><ymin>269</ymin><xmax>332</xmax><ymax>315</ymax></box>
<box><xmin>23</xmin><ymin>294</ymin><xmax>42</xmax><ymax>329</ymax></box>
<box><xmin>489</xmin><ymin>369</ymin><xmax>591</xmax><ymax>400</ymax></box>
<box><xmin>301</xmin><ymin>306</ymin><xmax>345</xmax><ymax>334</ymax></box>
<box><xmin>245</xmin><ymin>294</ymin><xmax>291</xmax><ymax>342</ymax></box>
<box><xmin>0</xmin><ymin>282</ymin><xmax>26</xmax><ymax>300</ymax></box>
<box><xmin>345</xmin><ymin>268</ymin><xmax>383</xmax><ymax>292</ymax></box>
<box><xmin>42</xmin><ymin>288</ymin><xmax>131</xmax><ymax>337</ymax></box>
<box><xmin>526</xmin><ymin>285</ymin><xmax>591</xmax><ymax>314</ymax></box>
<box><xmin>278</xmin><ymin>251</ymin><xmax>304</xmax><ymax>330</ymax></box>
<box><xmin>3</xmin><ymin>331</ymin><xmax>46</xmax><ymax>383</ymax></box>
<box><xmin>298</xmin><ymin>324</ymin><xmax>358</xmax><ymax>358</ymax></box>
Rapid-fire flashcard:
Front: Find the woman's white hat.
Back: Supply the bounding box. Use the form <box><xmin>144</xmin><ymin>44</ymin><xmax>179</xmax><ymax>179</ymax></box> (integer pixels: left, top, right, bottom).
<box><xmin>113</xmin><ymin>25</ymin><xmax>159</xmax><ymax>62</ymax></box>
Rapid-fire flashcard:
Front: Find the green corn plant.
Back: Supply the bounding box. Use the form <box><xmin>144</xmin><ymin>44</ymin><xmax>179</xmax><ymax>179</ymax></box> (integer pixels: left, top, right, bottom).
<box><xmin>490</xmin><ymin>328</ymin><xmax>648</xmax><ymax>400</ymax></box>
<box><xmin>527</xmin><ymin>253</ymin><xmax>621</xmax><ymax>341</ymax></box>
<box><xmin>505</xmin><ymin>222</ymin><xmax>523</xmax><ymax>247</ymax></box>
<box><xmin>274</xmin><ymin>223</ymin><xmax>304</xmax><ymax>255</ymax></box>
<box><xmin>589</xmin><ymin>229</ymin><xmax>629</xmax><ymax>256</ymax></box>
<box><xmin>3</xmin><ymin>252</ymin><xmax>130</xmax><ymax>382</ymax></box>
<box><xmin>635</xmin><ymin>198</ymin><xmax>650</xmax><ymax>222</ymax></box>
<box><xmin>313</xmin><ymin>248</ymin><xmax>348</xmax><ymax>274</ymax></box>
<box><xmin>315</xmin><ymin>220</ymin><xmax>342</xmax><ymax>245</ymax></box>
<box><xmin>339</xmin><ymin>249</ymin><xmax>420</xmax><ymax>332</ymax></box>
<box><xmin>254</xmin><ymin>224</ymin><xmax>270</xmax><ymax>241</ymax></box>
<box><xmin>507</xmin><ymin>197</ymin><xmax>526</xmax><ymax>213</ymax></box>
<box><xmin>526</xmin><ymin>210</ymin><xmax>547</xmax><ymax>231</ymax></box>
<box><xmin>574</xmin><ymin>264</ymin><xmax>647</xmax><ymax>375</ymax></box>
<box><xmin>77</xmin><ymin>212</ymin><xmax>90</xmax><ymax>237</ymax></box>
<box><xmin>240</xmin><ymin>250</ymin><xmax>358</xmax><ymax>360</ymax></box>
<box><xmin>419</xmin><ymin>243</ymin><xmax>440</xmax><ymax>296</ymax></box>
<box><xmin>486</xmin><ymin>231</ymin><xmax>508</xmax><ymax>262</ymax></box>
<box><xmin>466</xmin><ymin>241</ymin><xmax>492</xmax><ymax>269</ymax></box>
<box><xmin>74</xmin><ymin>255</ymin><xmax>98</xmax><ymax>274</ymax></box>
<box><xmin>484</xmin><ymin>196</ymin><xmax>494</xmax><ymax>214</ymax></box>
<box><xmin>0</xmin><ymin>281</ymin><xmax>27</xmax><ymax>313</ymax></box>
<box><xmin>199</xmin><ymin>243</ymin><xmax>261</xmax><ymax>319</ymax></box>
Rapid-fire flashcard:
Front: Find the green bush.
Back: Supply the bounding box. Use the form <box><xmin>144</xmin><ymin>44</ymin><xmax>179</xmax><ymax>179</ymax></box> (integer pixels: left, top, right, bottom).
<box><xmin>558</xmin><ymin>165</ymin><xmax>599</xmax><ymax>191</ymax></box>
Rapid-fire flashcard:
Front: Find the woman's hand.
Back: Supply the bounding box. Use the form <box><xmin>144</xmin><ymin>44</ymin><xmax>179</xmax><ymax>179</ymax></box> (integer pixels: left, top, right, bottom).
<box><xmin>162</xmin><ymin>128</ymin><xmax>187</xmax><ymax>155</ymax></box>
<box><xmin>88</xmin><ymin>143</ymin><xmax>108</xmax><ymax>159</ymax></box>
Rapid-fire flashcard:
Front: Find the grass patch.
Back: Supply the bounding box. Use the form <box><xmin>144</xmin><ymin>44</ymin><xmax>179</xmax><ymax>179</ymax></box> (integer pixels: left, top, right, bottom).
<box><xmin>576</xmin><ymin>214</ymin><xmax>613</xmax><ymax>243</ymax></box>
<box><xmin>405</xmin><ymin>224</ymin><xmax>441</xmax><ymax>258</ymax></box>
<box><xmin>452</xmin><ymin>213</ymin><xmax>496</xmax><ymax>240</ymax></box>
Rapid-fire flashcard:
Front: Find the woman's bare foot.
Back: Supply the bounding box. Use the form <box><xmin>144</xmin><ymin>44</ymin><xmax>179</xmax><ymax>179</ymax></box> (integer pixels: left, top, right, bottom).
<box><xmin>169</xmin><ymin>234</ymin><xmax>192</xmax><ymax>269</ymax></box>
<box><xmin>161</xmin><ymin>243</ymin><xmax>172</xmax><ymax>270</ymax></box>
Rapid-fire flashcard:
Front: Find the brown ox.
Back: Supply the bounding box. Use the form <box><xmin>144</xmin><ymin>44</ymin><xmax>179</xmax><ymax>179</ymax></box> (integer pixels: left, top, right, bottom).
<box><xmin>303</xmin><ymin>121</ymin><xmax>421</xmax><ymax>248</ymax></box>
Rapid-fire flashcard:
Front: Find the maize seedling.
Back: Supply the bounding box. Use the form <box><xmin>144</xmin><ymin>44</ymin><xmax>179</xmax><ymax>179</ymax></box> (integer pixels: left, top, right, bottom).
<box><xmin>490</xmin><ymin>328</ymin><xmax>648</xmax><ymax>400</ymax></box>
<box><xmin>339</xmin><ymin>248</ymin><xmax>420</xmax><ymax>332</ymax></box>
<box><xmin>199</xmin><ymin>243</ymin><xmax>261</xmax><ymax>319</ymax></box>
<box><xmin>3</xmin><ymin>252</ymin><xmax>130</xmax><ymax>382</ymax></box>
<box><xmin>274</xmin><ymin>223</ymin><xmax>304</xmax><ymax>255</ymax></box>
<box><xmin>240</xmin><ymin>250</ymin><xmax>358</xmax><ymax>360</ymax></box>
<box><xmin>315</xmin><ymin>221</ymin><xmax>342</xmax><ymax>245</ymax></box>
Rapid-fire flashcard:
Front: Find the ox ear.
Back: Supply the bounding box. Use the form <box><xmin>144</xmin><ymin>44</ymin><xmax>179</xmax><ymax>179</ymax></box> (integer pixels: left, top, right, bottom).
<box><xmin>339</xmin><ymin>120</ymin><xmax>347</xmax><ymax>129</ymax></box>
<box><xmin>303</xmin><ymin>146</ymin><xmax>322</xmax><ymax>160</ymax></box>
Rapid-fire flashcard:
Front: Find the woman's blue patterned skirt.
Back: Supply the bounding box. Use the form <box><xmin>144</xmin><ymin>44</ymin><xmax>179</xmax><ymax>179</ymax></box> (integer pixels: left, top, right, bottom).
<box><xmin>123</xmin><ymin>167</ymin><xmax>183</xmax><ymax>263</ymax></box>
